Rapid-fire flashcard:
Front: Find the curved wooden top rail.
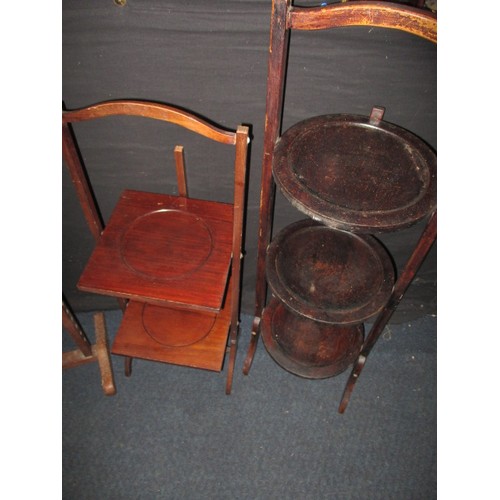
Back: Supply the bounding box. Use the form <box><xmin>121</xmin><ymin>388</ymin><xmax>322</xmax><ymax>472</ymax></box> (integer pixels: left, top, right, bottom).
<box><xmin>288</xmin><ymin>1</ymin><xmax>437</xmax><ymax>43</ymax></box>
<box><xmin>62</xmin><ymin>100</ymin><xmax>238</xmax><ymax>145</ymax></box>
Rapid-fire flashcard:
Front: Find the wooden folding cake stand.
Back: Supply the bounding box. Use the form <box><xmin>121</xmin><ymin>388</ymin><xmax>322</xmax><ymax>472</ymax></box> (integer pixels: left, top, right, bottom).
<box><xmin>242</xmin><ymin>0</ymin><xmax>437</xmax><ymax>412</ymax></box>
<box><xmin>63</xmin><ymin>100</ymin><xmax>249</xmax><ymax>395</ymax></box>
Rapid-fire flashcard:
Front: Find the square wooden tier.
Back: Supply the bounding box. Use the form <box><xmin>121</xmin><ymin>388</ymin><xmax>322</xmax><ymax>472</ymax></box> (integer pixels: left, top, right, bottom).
<box><xmin>111</xmin><ymin>278</ymin><xmax>233</xmax><ymax>372</ymax></box>
<box><xmin>78</xmin><ymin>189</ymin><xmax>234</xmax><ymax>312</ymax></box>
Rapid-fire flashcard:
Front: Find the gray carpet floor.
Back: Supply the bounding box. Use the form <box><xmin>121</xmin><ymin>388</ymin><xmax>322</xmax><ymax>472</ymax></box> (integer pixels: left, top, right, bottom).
<box><xmin>63</xmin><ymin>311</ymin><xmax>436</xmax><ymax>499</ymax></box>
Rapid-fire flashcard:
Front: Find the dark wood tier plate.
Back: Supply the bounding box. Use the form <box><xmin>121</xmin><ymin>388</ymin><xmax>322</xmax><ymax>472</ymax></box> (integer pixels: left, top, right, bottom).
<box><xmin>266</xmin><ymin>219</ymin><xmax>395</xmax><ymax>325</ymax></box>
<box><xmin>78</xmin><ymin>189</ymin><xmax>234</xmax><ymax>312</ymax></box>
<box><xmin>261</xmin><ymin>298</ymin><xmax>364</xmax><ymax>379</ymax></box>
<box><xmin>273</xmin><ymin>113</ymin><xmax>436</xmax><ymax>233</ymax></box>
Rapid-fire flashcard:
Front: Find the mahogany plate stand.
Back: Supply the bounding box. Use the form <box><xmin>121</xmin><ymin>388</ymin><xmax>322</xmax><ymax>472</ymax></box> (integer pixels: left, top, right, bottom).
<box><xmin>63</xmin><ymin>100</ymin><xmax>249</xmax><ymax>395</ymax></box>
<box><xmin>242</xmin><ymin>0</ymin><xmax>437</xmax><ymax>413</ymax></box>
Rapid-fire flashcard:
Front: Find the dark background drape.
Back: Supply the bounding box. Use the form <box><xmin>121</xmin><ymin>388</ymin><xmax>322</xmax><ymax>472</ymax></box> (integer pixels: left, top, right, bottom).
<box><xmin>62</xmin><ymin>0</ymin><xmax>436</xmax><ymax>321</ymax></box>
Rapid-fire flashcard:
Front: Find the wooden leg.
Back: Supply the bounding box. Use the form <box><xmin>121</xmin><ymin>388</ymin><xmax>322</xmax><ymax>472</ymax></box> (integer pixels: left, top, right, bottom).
<box><xmin>124</xmin><ymin>356</ymin><xmax>133</xmax><ymax>377</ymax></box>
<box><xmin>242</xmin><ymin>183</ymin><xmax>276</xmax><ymax>375</ymax></box>
<box><xmin>225</xmin><ymin>323</ymin><xmax>239</xmax><ymax>395</ymax></box>
<box><xmin>244</xmin><ymin>0</ymin><xmax>290</xmax><ymax>375</ymax></box>
<box><xmin>62</xmin><ymin>300</ymin><xmax>117</xmax><ymax>396</ymax></box>
<box><xmin>242</xmin><ymin>316</ymin><xmax>262</xmax><ymax>374</ymax></box>
<box><xmin>338</xmin><ymin>211</ymin><xmax>437</xmax><ymax>413</ymax></box>
<box><xmin>92</xmin><ymin>312</ymin><xmax>116</xmax><ymax>396</ymax></box>
<box><xmin>242</xmin><ymin>229</ymin><xmax>271</xmax><ymax>376</ymax></box>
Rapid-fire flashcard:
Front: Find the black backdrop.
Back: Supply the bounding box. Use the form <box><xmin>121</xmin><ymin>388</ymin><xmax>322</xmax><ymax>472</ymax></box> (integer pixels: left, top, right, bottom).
<box><xmin>62</xmin><ymin>0</ymin><xmax>437</xmax><ymax>321</ymax></box>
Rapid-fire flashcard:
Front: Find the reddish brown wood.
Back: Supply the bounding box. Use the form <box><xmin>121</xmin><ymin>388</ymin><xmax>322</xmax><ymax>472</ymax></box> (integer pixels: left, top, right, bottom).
<box><xmin>226</xmin><ymin>126</ymin><xmax>250</xmax><ymax>393</ymax></box>
<box><xmin>111</xmin><ymin>280</ymin><xmax>233</xmax><ymax>372</ymax></box>
<box><xmin>63</xmin><ymin>100</ymin><xmax>237</xmax><ymax>145</ymax></box>
<box><xmin>77</xmin><ymin>189</ymin><xmax>234</xmax><ymax>312</ymax></box>
<box><xmin>63</xmin><ymin>120</ymin><xmax>128</xmax><ymax>312</ymax></box>
<box><xmin>62</xmin><ymin>298</ymin><xmax>116</xmax><ymax>396</ymax></box>
<box><xmin>174</xmin><ymin>145</ymin><xmax>188</xmax><ymax>197</ymax></box>
<box><xmin>92</xmin><ymin>312</ymin><xmax>117</xmax><ymax>396</ymax></box>
<box><xmin>288</xmin><ymin>1</ymin><xmax>437</xmax><ymax>43</ymax></box>
<box><xmin>62</xmin><ymin>123</ymin><xmax>104</xmax><ymax>242</ymax></box>
<box><xmin>63</xmin><ymin>100</ymin><xmax>249</xmax><ymax>394</ymax></box>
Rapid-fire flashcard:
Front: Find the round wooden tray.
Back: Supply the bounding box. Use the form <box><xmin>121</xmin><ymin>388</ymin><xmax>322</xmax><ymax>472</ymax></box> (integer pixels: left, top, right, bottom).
<box><xmin>261</xmin><ymin>298</ymin><xmax>364</xmax><ymax>379</ymax></box>
<box><xmin>266</xmin><ymin>219</ymin><xmax>395</xmax><ymax>325</ymax></box>
<box><xmin>273</xmin><ymin>112</ymin><xmax>436</xmax><ymax>233</ymax></box>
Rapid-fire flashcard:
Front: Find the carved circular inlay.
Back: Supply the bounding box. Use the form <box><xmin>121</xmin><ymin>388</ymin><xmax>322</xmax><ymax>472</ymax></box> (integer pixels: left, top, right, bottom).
<box><xmin>142</xmin><ymin>303</ymin><xmax>216</xmax><ymax>347</ymax></box>
<box><xmin>121</xmin><ymin>210</ymin><xmax>213</xmax><ymax>281</ymax></box>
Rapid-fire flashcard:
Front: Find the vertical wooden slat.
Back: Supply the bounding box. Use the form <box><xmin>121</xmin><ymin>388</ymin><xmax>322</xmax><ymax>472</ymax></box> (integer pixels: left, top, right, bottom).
<box><xmin>62</xmin><ymin>122</ymin><xmax>104</xmax><ymax>242</ymax></box>
<box><xmin>243</xmin><ymin>0</ymin><xmax>291</xmax><ymax>375</ymax></box>
<box><xmin>226</xmin><ymin>125</ymin><xmax>249</xmax><ymax>394</ymax></box>
<box><xmin>174</xmin><ymin>145</ymin><xmax>188</xmax><ymax>197</ymax></box>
